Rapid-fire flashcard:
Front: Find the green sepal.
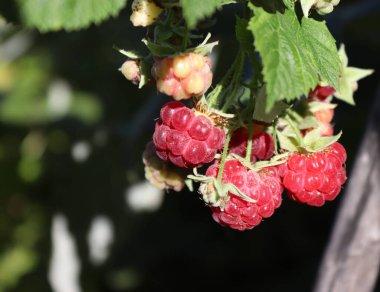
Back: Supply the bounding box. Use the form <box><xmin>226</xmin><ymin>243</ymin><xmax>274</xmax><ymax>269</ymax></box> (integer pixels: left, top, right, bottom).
<box><xmin>142</xmin><ymin>39</ymin><xmax>177</xmax><ymax>57</ymax></box>
<box><xmin>334</xmin><ymin>45</ymin><xmax>374</xmax><ymax>105</ymax></box>
<box><xmin>308</xmin><ymin>101</ymin><xmax>337</xmax><ymax>112</ymax></box>
<box><xmin>114</xmin><ymin>46</ymin><xmax>143</xmax><ymax>59</ymax></box>
<box><xmin>277</xmin><ymin>130</ymin><xmax>299</xmax><ymax>152</ymax></box>
<box><xmin>185</xmin><ymin>33</ymin><xmax>218</xmax><ymax>55</ymax></box>
<box><xmin>139</xmin><ymin>57</ymin><xmax>152</xmax><ymax>89</ymax></box>
<box><xmin>230</xmin><ymin>153</ymin><xmax>290</xmax><ymax>171</ymax></box>
<box><xmin>303</xmin><ymin>129</ymin><xmax>342</xmax><ymax>152</ymax></box>
<box><xmin>253</xmin><ymin>87</ymin><xmax>289</xmax><ymax>123</ymax></box>
<box><xmin>185</xmin><ymin>178</ymin><xmax>194</xmax><ymax>192</ymax></box>
<box><xmin>188</xmin><ymin>170</ymin><xmax>257</xmax><ymax>207</ymax></box>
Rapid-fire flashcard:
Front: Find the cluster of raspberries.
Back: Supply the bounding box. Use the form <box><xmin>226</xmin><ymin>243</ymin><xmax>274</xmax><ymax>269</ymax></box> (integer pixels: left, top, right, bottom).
<box><xmin>139</xmin><ymin>54</ymin><xmax>347</xmax><ymax>232</ymax></box>
<box><xmin>149</xmin><ymin>105</ymin><xmax>346</xmax><ymax>231</ymax></box>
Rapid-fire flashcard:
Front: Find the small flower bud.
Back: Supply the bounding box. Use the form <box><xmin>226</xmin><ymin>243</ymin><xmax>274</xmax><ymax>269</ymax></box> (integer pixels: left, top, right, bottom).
<box><xmin>119</xmin><ymin>60</ymin><xmax>141</xmax><ymax>85</ymax></box>
<box><xmin>315</xmin><ymin>0</ymin><xmax>340</xmax><ymax>15</ymax></box>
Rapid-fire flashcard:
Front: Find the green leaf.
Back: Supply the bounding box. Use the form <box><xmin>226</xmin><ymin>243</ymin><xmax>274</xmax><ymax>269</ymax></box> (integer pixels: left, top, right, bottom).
<box><xmin>180</xmin><ymin>0</ymin><xmax>235</xmax><ymax>29</ymax></box>
<box><xmin>304</xmin><ymin>130</ymin><xmax>342</xmax><ymax>152</ymax></box>
<box><xmin>248</xmin><ymin>3</ymin><xmax>340</xmax><ymax>110</ymax></box>
<box><xmin>17</xmin><ymin>0</ymin><xmax>127</xmax><ymax>32</ymax></box>
<box><xmin>253</xmin><ymin>87</ymin><xmax>288</xmax><ymax>123</ymax></box>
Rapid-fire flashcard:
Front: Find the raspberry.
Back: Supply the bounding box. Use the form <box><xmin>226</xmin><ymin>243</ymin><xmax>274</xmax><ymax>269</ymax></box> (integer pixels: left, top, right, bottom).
<box><xmin>153</xmin><ymin>102</ymin><xmax>226</xmax><ymax>168</ymax></box>
<box><xmin>152</xmin><ymin>53</ymin><xmax>213</xmax><ymax>100</ymax></box>
<box><xmin>229</xmin><ymin>127</ymin><xmax>275</xmax><ymax>162</ymax></box>
<box><xmin>130</xmin><ymin>0</ymin><xmax>163</xmax><ymax>27</ymax></box>
<box><xmin>205</xmin><ymin>159</ymin><xmax>283</xmax><ymax>231</ymax></box>
<box><xmin>119</xmin><ymin>60</ymin><xmax>141</xmax><ymax>85</ymax></box>
<box><xmin>282</xmin><ymin>142</ymin><xmax>347</xmax><ymax>206</ymax></box>
<box><xmin>143</xmin><ymin>142</ymin><xmax>186</xmax><ymax>191</ymax></box>
<box><xmin>314</xmin><ymin>107</ymin><xmax>334</xmax><ymax>124</ymax></box>
<box><xmin>309</xmin><ymin>85</ymin><xmax>336</xmax><ymax>101</ymax></box>
<box><xmin>319</xmin><ymin>122</ymin><xmax>334</xmax><ymax>137</ymax></box>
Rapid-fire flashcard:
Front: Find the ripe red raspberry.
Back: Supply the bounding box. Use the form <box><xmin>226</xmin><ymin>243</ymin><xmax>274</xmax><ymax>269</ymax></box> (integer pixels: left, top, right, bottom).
<box><xmin>206</xmin><ymin>159</ymin><xmax>283</xmax><ymax>231</ymax></box>
<box><xmin>309</xmin><ymin>85</ymin><xmax>336</xmax><ymax>101</ymax></box>
<box><xmin>153</xmin><ymin>102</ymin><xmax>226</xmax><ymax>168</ymax></box>
<box><xmin>143</xmin><ymin>142</ymin><xmax>186</xmax><ymax>191</ymax></box>
<box><xmin>152</xmin><ymin>53</ymin><xmax>213</xmax><ymax>100</ymax></box>
<box><xmin>283</xmin><ymin>142</ymin><xmax>347</xmax><ymax>206</ymax></box>
<box><xmin>229</xmin><ymin>127</ymin><xmax>275</xmax><ymax>162</ymax></box>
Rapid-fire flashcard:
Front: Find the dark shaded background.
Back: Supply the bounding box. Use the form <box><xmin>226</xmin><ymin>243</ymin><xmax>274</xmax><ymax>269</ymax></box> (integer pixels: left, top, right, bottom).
<box><xmin>0</xmin><ymin>0</ymin><xmax>379</xmax><ymax>291</ymax></box>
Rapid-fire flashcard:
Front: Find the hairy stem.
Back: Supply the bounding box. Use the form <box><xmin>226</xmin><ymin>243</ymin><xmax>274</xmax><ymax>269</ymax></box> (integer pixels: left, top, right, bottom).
<box><xmin>285</xmin><ymin>114</ymin><xmax>304</xmax><ymax>147</ymax></box>
<box><xmin>217</xmin><ymin>130</ymin><xmax>233</xmax><ymax>183</ymax></box>
<box><xmin>207</xmin><ymin>50</ymin><xmax>243</xmax><ymax>109</ymax></box>
<box><xmin>246</xmin><ymin>121</ymin><xmax>253</xmax><ymax>161</ymax></box>
<box><xmin>221</xmin><ymin>50</ymin><xmax>244</xmax><ymax>112</ymax></box>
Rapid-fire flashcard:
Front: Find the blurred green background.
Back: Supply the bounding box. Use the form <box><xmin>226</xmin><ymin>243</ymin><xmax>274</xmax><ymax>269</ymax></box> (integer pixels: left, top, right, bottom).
<box><xmin>0</xmin><ymin>1</ymin><xmax>379</xmax><ymax>291</ymax></box>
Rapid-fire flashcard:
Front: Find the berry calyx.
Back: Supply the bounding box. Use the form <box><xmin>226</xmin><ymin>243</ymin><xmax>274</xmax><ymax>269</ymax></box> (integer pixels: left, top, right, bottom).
<box><xmin>152</xmin><ymin>53</ymin><xmax>213</xmax><ymax>100</ymax></box>
<box><xmin>153</xmin><ymin>102</ymin><xmax>226</xmax><ymax>168</ymax></box>
<box><xmin>204</xmin><ymin>159</ymin><xmax>283</xmax><ymax>231</ymax></box>
<box><xmin>282</xmin><ymin>142</ymin><xmax>347</xmax><ymax>206</ymax></box>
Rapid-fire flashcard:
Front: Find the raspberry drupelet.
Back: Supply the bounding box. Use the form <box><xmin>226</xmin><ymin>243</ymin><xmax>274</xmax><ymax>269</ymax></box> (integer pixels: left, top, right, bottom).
<box><xmin>152</xmin><ymin>53</ymin><xmax>213</xmax><ymax>100</ymax></box>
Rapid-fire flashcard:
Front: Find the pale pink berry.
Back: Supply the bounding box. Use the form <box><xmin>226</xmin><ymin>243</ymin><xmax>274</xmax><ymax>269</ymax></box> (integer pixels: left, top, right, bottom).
<box><xmin>152</xmin><ymin>53</ymin><xmax>213</xmax><ymax>100</ymax></box>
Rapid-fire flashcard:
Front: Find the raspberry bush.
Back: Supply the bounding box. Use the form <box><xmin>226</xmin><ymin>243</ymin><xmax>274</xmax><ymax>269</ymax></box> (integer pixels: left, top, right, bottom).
<box><xmin>116</xmin><ymin>0</ymin><xmax>373</xmax><ymax>231</ymax></box>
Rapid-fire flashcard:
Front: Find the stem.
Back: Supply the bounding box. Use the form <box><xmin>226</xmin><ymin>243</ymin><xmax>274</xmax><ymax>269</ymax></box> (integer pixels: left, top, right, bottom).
<box><xmin>248</xmin><ymin>52</ymin><xmax>263</xmax><ymax>90</ymax></box>
<box><xmin>221</xmin><ymin>50</ymin><xmax>245</xmax><ymax>112</ymax></box>
<box><xmin>285</xmin><ymin>114</ymin><xmax>304</xmax><ymax>147</ymax></box>
<box><xmin>207</xmin><ymin>50</ymin><xmax>242</xmax><ymax>109</ymax></box>
<box><xmin>246</xmin><ymin>121</ymin><xmax>253</xmax><ymax>161</ymax></box>
<box><xmin>182</xmin><ymin>26</ymin><xmax>190</xmax><ymax>50</ymax></box>
<box><xmin>163</xmin><ymin>8</ymin><xmax>174</xmax><ymax>26</ymax></box>
<box><xmin>272</xmin><ymin>120</ymin><xmax>279</xmax><ymax>155</ymax></box>
<box><xmin>217</xmin><ymin>130</ymin><xmax>233</xmax><ymax>183</ymax></box>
